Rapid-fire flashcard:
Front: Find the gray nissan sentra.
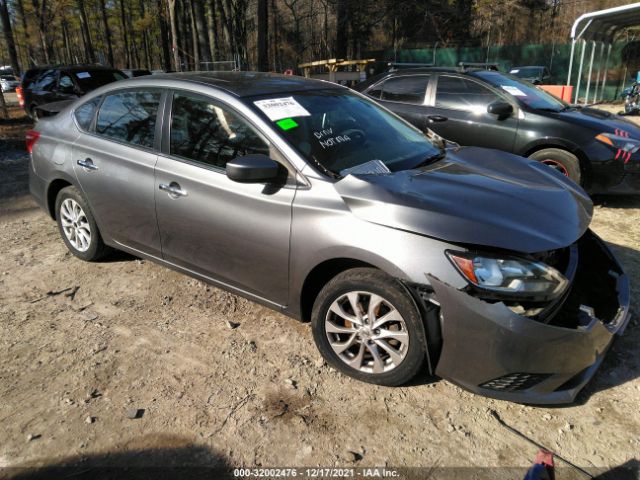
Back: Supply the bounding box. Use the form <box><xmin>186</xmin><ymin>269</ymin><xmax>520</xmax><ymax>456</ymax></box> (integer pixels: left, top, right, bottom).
<box><xmin>28</xmin><ymin>72</ymin><xmax>630</xmax><ymax>404</ymax></box>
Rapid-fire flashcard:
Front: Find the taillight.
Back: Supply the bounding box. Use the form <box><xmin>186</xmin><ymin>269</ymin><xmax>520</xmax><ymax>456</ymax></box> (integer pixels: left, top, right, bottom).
<box><xmin>25</xmin><ymin>130</ymin><xmax>40</xmax><ymax>154</ymax></box>
<box><xmin>16</xmin><ymin>86</ymin><xmax>24</xmax><ymax>107</ymax></box>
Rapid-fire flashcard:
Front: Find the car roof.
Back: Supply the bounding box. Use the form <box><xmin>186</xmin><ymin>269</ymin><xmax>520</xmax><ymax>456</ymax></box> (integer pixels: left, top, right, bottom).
<box><xmin>145</xmin><ymin>71</ymin><xmax>342</xmax><ymax>97</ymax></box>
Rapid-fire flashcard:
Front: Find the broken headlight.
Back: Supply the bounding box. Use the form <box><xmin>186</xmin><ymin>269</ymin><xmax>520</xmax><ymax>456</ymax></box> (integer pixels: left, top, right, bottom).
<box><xmin>446</xmin><ymin>251</ymin><xmax>569</xmax><ymax>301</ymax></box>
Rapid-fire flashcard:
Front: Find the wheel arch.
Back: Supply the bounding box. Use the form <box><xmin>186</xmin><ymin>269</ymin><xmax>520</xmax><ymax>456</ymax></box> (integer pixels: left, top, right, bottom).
<box><xmin>45</xmin><ymin>177</ymin><xmax>75</xmax><ymax>220</ymax></box>
<box><xmin>299</xmin><ymin>258</ymin><xmax>377</xmax><ymax>324</ymax></box>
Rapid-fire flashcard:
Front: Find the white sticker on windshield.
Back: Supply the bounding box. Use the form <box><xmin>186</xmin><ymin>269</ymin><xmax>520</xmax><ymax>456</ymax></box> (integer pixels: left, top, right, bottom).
<box><xmin>501</xmin><ymin>85</ymin><xmax>526</xmax><ymax>96</ymax></box>
<box><xmin>510</xmin><ymin>69</ymin><xmax>520</xmax><ymax>73</ymax></box>
<box><xmin>76</xmin><ymin>72</ymin><xmax>91</xmax><ymax>79</ymax></box>
<box><xmin>253</xmin><ymin>97</ymin><xmax>311</xmax><ymax>121</ymax></box>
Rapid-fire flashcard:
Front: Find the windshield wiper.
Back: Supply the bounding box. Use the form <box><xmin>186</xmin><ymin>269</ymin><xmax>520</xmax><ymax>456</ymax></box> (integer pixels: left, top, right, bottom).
<box><xmin>413</xmin><ymin>151</ymin><xmax>446</xmax><ymax>169</ymax></box>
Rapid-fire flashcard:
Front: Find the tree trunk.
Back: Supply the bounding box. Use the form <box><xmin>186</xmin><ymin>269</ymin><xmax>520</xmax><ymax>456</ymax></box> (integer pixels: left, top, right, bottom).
<box><xmin>77</xmin><ymin>0</ymin><xmax>96</xmax><ymax>63</ymax></box>
<box><xmin>139</xmin><ymin>0</ymin><xmax>152</xmax><ymax>69</ymax></box>
<box><xmin>167</xmin><ymin>0</ymin><xmax>180</xmax><ymax>70</ymax></box>
<box><xmin>193</xmin><ymin>0</ymin><xmax>211</xmax><ymax>66</ymax></box>
<box><xmin>99</xmin><ymin>0</ymin><xmax>114</xmax><ymax>66</ymax></box>
<box><xmin>206</xmin><ymin>0</ymin><xmax>219</xmax><ymax>62</ymax></box>
<box><xmin>335</xmin><ymin>0</ymin><xmax>348</xmax><ymax>59</ymax></box>
<box><xmin>119</xmin><ymin>0</ymin><xmax>131</xmax><ymax>67</ymax></box>
<box><xmin>14</xmin><ymin>0</ymin><xmax>35</xmax><ymax>67</ymax></box>
<box><xmin>0</xmin><ymin>0</ymin><xmax>21</xmax><ymax>75</ymax></box>
<box><xmin>257</xmin><ymin>0</ymin><xmax>268</xmax><ymax>71</ymax></box>
<box><xmin>158</xmin><ymin>0</ymin><xmax>172</xmax><ymax>71</ymax></box>
<box><xmin>188</xmin><ymin>0</ymin><xmax>200</xmax><ymax>69</ymax></box>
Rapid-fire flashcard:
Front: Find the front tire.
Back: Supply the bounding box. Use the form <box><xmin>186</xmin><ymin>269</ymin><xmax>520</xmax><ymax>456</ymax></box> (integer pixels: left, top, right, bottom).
<box><xmin>55</xmin><ymin>186</ymin><xmax>110</xmax><ymax>261</ymax></box>
<box><xmin>529</xmin><ymin>148</ymin><xmax>582</xmax><ymax>185</ymax></box>
<box><xmin>311</xmin><ymin>268</ymin><xmax>427</xmax><ymax>386</ymax></box>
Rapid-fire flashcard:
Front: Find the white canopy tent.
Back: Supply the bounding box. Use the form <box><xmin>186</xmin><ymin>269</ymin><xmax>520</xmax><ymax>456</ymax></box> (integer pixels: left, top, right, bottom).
<box><xmin>566</xmin><ymin>2</ymin><xmax>640</xmax><ymax>104</ymax></box>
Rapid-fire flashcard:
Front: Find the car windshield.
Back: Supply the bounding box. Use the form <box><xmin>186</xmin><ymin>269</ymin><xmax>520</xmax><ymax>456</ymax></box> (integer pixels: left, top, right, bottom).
<box><xmin>509</xmin><ymin>67</ymin><xmax>543</xmax><ymax>78</ymax></box>
<box><xmin>248</xmin><ymin>89</ymin><xmax>441</xmax><ymax>176</ymax></box>
<box><xmin>475</xmin><ymin>71</ymin><xmax>566</xmax><ymax>112</ymax></box>
<box><xmin>72</xmin><ymin>70</ymin><xmax>126</xmax><ymax>91</ymax></box>
<box><xmin>1</xmin><ymin>75</ymin><xmax>15</xmax><ymax>81</ymax></box>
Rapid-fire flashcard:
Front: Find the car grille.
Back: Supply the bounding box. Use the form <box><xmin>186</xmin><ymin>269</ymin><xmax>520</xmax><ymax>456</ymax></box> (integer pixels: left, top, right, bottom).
<box><xmin>480</xmin><ymin>373</ymin><xmax>551</xmax><ymax>392</ymax></box>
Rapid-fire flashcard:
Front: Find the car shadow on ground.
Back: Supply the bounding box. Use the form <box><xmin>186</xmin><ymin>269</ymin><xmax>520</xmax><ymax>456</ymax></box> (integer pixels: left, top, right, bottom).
<box><xmin>3</xmin><ymin>438</ymin><xmax>234</xmax><ymax>480</ymax></box>
<box><xmin>592</xmin><ymin>195</ymin><xmax>640</xmax><ymax>208</ymax></box>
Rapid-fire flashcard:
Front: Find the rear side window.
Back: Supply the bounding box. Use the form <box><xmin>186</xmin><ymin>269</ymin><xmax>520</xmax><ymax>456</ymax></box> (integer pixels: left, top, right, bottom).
<box><xmin>379</xmin><ymin>75</ymin><xmax>430</xmax><ymax>104</ymax></box>
<box><xmin>435</xmin><ymin>75</ymin><xmax>500</xmax><ymax>111</ymax></box>
<box><xmin>34</xmin><ymin>70</ymin><xmax>57</xmax><ymax>91</ymax></box>
<box><xmin>95</xmin><ymin>90</ymin><xmax>161</xmax><ymax>148</ymax></box>
<box><xmin>74</xmin><ymin>96</ymin><xmax>102</xmax><ymax>131</ymax></box>
<box><xmin>170</xmin><ymin>92</ymin><xmax>270</xmax><ymax>170</ymax></box>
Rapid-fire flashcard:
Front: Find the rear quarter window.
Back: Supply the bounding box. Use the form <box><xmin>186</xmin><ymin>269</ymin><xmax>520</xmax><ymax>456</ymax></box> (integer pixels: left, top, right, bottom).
<box><xmin>74</xmin><ymin>96</ymin><xmax>102</xmax><ymax>131</ymax></box>
<box><xmin>95</xmin><ymin>90</ymin><xmax>161</xmax><ymax>148</ymax></box>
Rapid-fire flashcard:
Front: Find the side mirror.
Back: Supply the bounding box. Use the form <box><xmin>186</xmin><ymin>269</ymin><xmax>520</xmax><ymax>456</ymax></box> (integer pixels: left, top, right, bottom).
<box><xmin>487</xmin><ymin>101</ymin><xmax>513</xmax><ymax>117</ymax></box>
<box><xmin>226</xmin><ymin>154</ymin><xmax>283</xmax><ymax>184</ymax></box>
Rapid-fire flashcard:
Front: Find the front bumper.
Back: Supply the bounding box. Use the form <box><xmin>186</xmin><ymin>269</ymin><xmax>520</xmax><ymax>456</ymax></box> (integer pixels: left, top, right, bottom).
<box><xmin>429</xmin><ymin>231</ymin><xmax>630</xmax><ymax>404</ymax></box>
<box><xmin>589</xmin><ymin>146</ymin><xmax>640</xmax><ymax>194</ymax></box>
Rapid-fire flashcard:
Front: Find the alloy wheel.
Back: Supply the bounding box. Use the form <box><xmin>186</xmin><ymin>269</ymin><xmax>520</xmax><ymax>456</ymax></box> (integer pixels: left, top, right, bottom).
<box><xmin>60</xmin><ymin>198</ymin><xmax>92</xmax><ymax>252</ymax></box>
<box><xmin>324</xmin><ymin>291</ymin><xmax>409</xmax><ymax>374</ymax></box>
<box><xmin>540</xmin><ymin>159</ymin><xmax>569</xmax><ymax>176</ymax></box>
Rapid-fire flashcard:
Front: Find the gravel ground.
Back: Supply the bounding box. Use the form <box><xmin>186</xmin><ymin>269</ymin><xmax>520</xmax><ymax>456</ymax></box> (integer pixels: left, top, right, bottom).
<box><xmin>0</xmin><ymin>108</ymin><xmax>639</xmax><ymax>479</ymax></box>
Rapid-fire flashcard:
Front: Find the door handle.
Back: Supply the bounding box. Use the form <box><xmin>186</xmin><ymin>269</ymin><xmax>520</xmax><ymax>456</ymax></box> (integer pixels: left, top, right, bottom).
<box><xmin>427</xmin><ymin>115</ymin><xmax>448</xmax><ymax>123</ymax></box>
<box><xmin>77</xmin><ymin>158</ymin><xmax>98</xmax><ymax>171</ymax></box>
<box><xmin>159</xmin><ymin>182</ymin><xmax>188</xmax><ymax>198</ymax></box>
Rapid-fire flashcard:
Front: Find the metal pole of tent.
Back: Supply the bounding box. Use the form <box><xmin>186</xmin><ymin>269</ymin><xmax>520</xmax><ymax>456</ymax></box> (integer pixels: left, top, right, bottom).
<box><xmin>600</xmin><ymin>43</ymin><xmax>612</xmax><ymax>102</ymax></box>
<box><xmin>584</xmin><ymin>41</ymin><xmax>596</xmax><ymax>105</ymax></box>
<box><xmin>574</xmin><ymin>40</ymin><xmax>587</xmax><ymax>104</ymax></box>
<box><xmin>567</xmin><ymin>39</ymin><xmax>576</xmax><ymax>86</ymax></box>
<box><xmin>593</xmin><ymin>42</ymin><xmax>605</xmax><ymax>103</ymax></box>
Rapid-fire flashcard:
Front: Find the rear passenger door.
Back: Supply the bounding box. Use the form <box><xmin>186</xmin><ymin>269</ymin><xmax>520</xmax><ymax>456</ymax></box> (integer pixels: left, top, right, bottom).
<box><xmin>72</xmin><ymin>89</ymin><xmax>163</xmax><ymax>256</ymax></box>
<box><xmin>154</xmin><ymin>91</ymin><xmax>295</xmax><ymax>306</ymax></box>
<box><xmin>366</xmin><ymin>75</ymin><xmax>433</xmax><ymax>130</ymax></box>
<box><xmin>427</xmin><ymin>74</ymin><xmax>519</xmax><ymax>151</ymax></box>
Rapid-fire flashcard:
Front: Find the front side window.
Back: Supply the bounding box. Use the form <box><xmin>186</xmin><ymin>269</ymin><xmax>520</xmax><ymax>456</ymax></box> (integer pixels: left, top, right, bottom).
<box><xmin>435</xmin><ymin>75</ymin><xmax>501</xmax><ymax>112</ymax></box>
<box><xmin>249</xmin><ymin>89</ymin><xmax>440</xmax><ymax>175</ymax></box>
<box><xmin>380</xmin><ymin>75</ymin><xmax>430</xmax><ymax>104</ymax></box>
<box><xmin>95</xmin><ymin>90</ymin><xmax>161</xmax><ymax>148</ymax></box>
<box><xmin>170</xmin><ymin>92</ymin><xmax>270</xmax><ymax>169</ymax></box>
<box><xmin>74</xmin><ymin>96</ymin><xmax>102</xmax><ymax>131</ymax></box>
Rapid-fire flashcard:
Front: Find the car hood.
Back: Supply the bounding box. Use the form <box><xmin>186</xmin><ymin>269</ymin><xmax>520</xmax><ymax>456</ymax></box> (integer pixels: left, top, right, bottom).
<box><xmin>335</xmin><ymin>147</ymin><xmax>593</xmax><ymax>253</ymax></box>
<box><xmin>541</xmin><ymin>106</ymin><xmax>640</xmax><ymax>138</ymax></box>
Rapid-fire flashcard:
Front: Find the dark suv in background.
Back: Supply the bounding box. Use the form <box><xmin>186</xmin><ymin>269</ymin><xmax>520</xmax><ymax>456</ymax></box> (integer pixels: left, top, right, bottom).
<box><xmin>20</xmin><ymin>65</ymin><xmax>126</xmax><ymax>118</ymax></box>
<box><xmin>354</xmin><ymin>67</ymin><xmax>640</xmax><ymax>194</ymax></box>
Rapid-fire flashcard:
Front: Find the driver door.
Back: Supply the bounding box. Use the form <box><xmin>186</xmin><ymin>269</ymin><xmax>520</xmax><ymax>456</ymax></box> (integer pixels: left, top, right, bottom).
<box><xmin>426</xmin><ymin>74</ymin><xmax>519</xmax><ymax>152</ymax></box>
<box><xmin>155</xmin><ymin>91</ymin><xmax>295</xmax><ymax>306</ymax></box>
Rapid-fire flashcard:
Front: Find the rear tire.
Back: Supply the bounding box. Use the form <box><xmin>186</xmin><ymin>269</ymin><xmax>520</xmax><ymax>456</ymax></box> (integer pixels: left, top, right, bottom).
<box><xmin>529</xmin><ymin>148</ymin><xmax>582</xmax><ymax>185</ymax></box>
<box><xmin>311</xmin><ymin>268</ymin><xmax>427</xmax><ymax>386</ymax></box>
<box><xmin>55</xmin><ymin>186</ymin><xmax>111</xmax><ymax>261</ymax></box>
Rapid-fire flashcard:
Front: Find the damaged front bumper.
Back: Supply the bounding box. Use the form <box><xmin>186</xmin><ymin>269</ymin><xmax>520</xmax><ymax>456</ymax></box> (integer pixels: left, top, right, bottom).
<box><xmin>428</xmin><ymin>231</ymin><xmax>630</xmax><ymax>405</ymax></box>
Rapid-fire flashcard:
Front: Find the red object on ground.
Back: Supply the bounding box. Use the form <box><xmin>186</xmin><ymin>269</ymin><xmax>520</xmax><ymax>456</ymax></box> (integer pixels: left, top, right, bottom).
<box><xmin>539</xmin><ymin>85</ymin><xmax>574</xmax><ymax>103</ymax></box>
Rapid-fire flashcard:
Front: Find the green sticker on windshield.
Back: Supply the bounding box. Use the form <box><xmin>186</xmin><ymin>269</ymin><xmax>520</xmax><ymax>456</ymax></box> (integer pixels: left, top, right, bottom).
<box><xmin>276</xmin><ymin>118</ymin><xmax>299</xmax><ymax>131</ymax></box>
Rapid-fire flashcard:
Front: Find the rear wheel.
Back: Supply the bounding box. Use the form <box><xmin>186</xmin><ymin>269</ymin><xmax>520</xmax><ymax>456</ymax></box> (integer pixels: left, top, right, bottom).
<box><xmin>55</xmin><ymin>186</ymin><xmax>111</xmax><ymax>261</ymax></box>
<box><xmin>311</xmin><ymin>268</ymin><xmax>427</xmax><ymax>386</ymax></box>
<box><xmin>529</xmin><ymin>148</ymin><xmax>582</xmax><ymax>185</ymax></box>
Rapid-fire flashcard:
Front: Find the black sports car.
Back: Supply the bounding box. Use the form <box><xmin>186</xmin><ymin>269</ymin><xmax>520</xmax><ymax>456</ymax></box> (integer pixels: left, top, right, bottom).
<box><xmin>354</xmin><ymin>68</ymin><xmax>640</xmax><ymax>194</ymax></box>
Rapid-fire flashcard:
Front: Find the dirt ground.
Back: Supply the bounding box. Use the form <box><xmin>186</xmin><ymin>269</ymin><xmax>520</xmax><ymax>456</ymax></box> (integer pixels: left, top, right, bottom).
<box><xmin>1</xmin><ymin>104</ymin><xmax>639</xmax><ymax>479</ymax></box>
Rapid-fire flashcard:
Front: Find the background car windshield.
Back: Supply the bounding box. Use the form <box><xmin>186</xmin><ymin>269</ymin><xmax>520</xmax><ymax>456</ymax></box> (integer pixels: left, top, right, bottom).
<box><xmin>248</xmin><ymin>90</ymin><xmax>439</xmax><ymax>175</ymax></box>
<box><xmin>475</xmin><ymin>71</ymin><xmax>566</xmax><ymax>111</ymax></box>
<box><xmin>72</xmin><ymin>70</ymin><xmax>126</xmax><ymax>90</ymax></box>
<box><xmin>509</xmin><ymin>67</ymin><xmax>542</xmax><ymax>78</ymax></box>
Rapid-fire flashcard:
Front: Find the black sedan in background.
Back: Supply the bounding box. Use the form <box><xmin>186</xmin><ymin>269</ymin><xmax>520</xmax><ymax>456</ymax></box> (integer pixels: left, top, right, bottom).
<box><xmin>21</xmin><ymin>65</ymin><xmax>126</xmax><ymax>119</ymax></box>
<box><xmin>355</xmin><ymin>68</ymin><xmax>640</xmax><ymax>194</ymax></box>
